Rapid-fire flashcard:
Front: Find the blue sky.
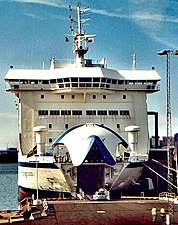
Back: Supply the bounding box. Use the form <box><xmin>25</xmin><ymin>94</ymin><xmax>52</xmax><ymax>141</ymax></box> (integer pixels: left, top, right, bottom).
<box><xmin>0</xmin><ymin>0</ymin><xmax>178</xmax><ymax>148</ymax></box>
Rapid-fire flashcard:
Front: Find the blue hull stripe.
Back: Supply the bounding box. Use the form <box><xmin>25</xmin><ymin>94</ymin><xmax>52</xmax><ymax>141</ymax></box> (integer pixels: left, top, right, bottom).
<box><xmin>18</xmin><ymin>162</ymin><xmax>58</xmax><ymax>169</ymax></box>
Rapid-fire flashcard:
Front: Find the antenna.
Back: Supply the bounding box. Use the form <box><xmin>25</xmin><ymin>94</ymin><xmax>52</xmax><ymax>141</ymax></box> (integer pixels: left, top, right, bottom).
<box><xmin>69</xmin><ymin>5</ymin><xmax>95</xmax><ymax>67</ymax></box>
<box><xmin>132</xmin><ymin>53</ymin><xmax>136</xmax><ymax>70</ymax></box>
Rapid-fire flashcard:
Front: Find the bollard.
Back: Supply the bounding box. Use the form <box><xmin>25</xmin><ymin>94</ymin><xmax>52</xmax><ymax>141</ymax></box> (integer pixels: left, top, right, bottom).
<box><xmin>166</xmin><ymin>214</ymin><xmax>170</xmax><ymax>225</ymax></box>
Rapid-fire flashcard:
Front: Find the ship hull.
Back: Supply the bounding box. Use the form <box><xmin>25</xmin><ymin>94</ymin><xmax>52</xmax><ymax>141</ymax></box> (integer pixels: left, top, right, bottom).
<box><xmin>18</xmin><ymin>161</ymin><xmax>73</xmax><ymax>200</ymax></box>
<box><xmin>18</xmin><ymin>186</ymin><xmax>74</xmax><ymax>200</ymax></box>
<box><xmin>18</xmin><ymin>159</ymin><xmax>144</xmax><ymax>200</ymax></box>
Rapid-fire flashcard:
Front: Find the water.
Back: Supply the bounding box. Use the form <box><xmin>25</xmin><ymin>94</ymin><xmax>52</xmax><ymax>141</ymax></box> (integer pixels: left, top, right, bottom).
<box><xmin>0</xmin><ymin>163</ymin><xmax>18</xmax><ymax>210</ymax></box>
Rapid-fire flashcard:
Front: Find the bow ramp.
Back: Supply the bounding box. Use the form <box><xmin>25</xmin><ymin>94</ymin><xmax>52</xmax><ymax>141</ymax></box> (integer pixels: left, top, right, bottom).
<box><xmin>53</xmin><ymin>123</ymin><xmax>128</xmax><ymax>166</ymax></box>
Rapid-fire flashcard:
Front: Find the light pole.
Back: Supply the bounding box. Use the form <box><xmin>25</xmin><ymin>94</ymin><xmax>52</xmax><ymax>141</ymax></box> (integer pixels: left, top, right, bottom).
<box><xmin>157</xmin><ymin>49</ymin><xmax>178</xmax><ymax>223</ymax></box>
<box><xmin>35</xmin><ymin>154</ymin><xmax>39</xmax><ymax>202</ymax></box>
<box><xmin>157</xmin><ymin>50</ymin><xmax>171</xmax><ymax>149</ymax></box>
<box><xmin>157</xmin><ymin>50</ymin><xmax>178</xmax><ymax>147</ymax></box>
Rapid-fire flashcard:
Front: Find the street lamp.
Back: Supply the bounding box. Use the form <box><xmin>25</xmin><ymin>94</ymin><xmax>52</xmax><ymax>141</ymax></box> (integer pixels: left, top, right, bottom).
<box><xmin>157</xmin><ymin>49</ymin><xmax>178</xmax><ymax>148</ymax></box>
<box><xmin>157</xmin><ymin>50</ymin><xmax>171</xmax><ymax>149</ymax></box>
<box><xmin>35</xmin><ymin>154</ymin><xmax>39</xmax><ymax>203</ymax></box>
<box><xmin>29</xmin><ymin>154</ymin><xmax>40</xmax><ymax>205</ymax></box>
<box><xmin>157</xmin><ymin>49</ymin><xmax>178</xmax><ymax>223</ymax></box>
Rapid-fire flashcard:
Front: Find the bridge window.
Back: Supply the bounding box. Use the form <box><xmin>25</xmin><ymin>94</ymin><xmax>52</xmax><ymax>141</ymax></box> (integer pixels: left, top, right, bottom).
<box><xmin>64</xmin><ymin>78</ymin><xmax>70</xmax><ymax>82</ymax></box>
<box><xmin>101</xmin><ymin>78</ymin><xmax>106</xmax><ymax>82</ymax></box>
<box><xmin>118</xmin><ymin>80</ymin><xmax>124</xmax><ymax>85</ymax></box>
<box><xmin>93</xmin><ymin>78</ymin><xmax>100</xmax><ymax>82</ymax></box>
<box><xmin>50</xmin><ymin>79</ymin><xmax>56</xmax><ymax>84</ymax></box>
<box><xmin>72</xmin><ymin>83</ymin><xmax>78</xmax><ymax>87</ymax></box>
<box><xmin>65</xmin><ymin>83</ymin><xmax>70</xmax><ymax>88</ymax></box>
<box><xmin>59</xmin><ymin>84</ymin><xmax>64</xmax><ymax>88</ymax></box>
<box><xmin>42</xmin><ymin>80</ymin><xmax>49</xmax><ymax>84</ymax></box>
<box><xmin>71</xmin><ymin>78</ymin><xmax>78</xmax><ymax>82</ymax></box>
<box><xmin>112</xmin><ymin>79</ymin><xmax>117</xmax><ymax>84</ymax></box>
<box><xmin>93</xmin><ymin>83</ymin><xmax>99</xmax><ymax>87</ymax></box>
<box><xmin>57</xmin><ymin>78</ymin><xmax>63</xmax><ymax>83</ymax></box>
<box><xmin>79</xmin><ymin>78</ymin><xmax>91</xmax><ymax>82</ymax></box>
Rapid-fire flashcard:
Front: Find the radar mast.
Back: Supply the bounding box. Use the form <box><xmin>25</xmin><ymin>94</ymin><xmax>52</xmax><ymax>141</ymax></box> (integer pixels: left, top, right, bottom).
<box><xmin>69</xmin><ymin>4</ymin><xmax>95</xmax><ymax>67</ymax></box>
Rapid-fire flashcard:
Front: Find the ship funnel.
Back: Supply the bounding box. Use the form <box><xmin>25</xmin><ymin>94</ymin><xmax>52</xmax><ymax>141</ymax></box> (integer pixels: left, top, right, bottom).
<box><xmin>33</xmin><ymin>126</ymin><xmax>47</xmax><ymax>155</ymax></box>
<box><xmin>125</xmin><ymin>125</ymin><xmax>140</xmax><ymax>155</ymax></box>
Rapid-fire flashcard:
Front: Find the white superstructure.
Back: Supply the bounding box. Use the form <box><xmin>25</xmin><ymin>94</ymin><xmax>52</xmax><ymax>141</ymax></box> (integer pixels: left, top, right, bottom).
<box><xmin>4</xmin><ymin>5</ymin><xmax>161</xmax><ymax>199</ymax></box>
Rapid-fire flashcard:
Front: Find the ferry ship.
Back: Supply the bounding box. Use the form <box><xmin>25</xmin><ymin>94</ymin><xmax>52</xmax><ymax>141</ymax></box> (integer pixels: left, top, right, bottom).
<box><xmin>4</xmin><ymin>5</ymin><xmax>161</xmax><ymax>200</ymax></box>
<box><xmin>0</xmin><ymin>148</ymin><xmax>18</xmax><ymax>163</ymax></box>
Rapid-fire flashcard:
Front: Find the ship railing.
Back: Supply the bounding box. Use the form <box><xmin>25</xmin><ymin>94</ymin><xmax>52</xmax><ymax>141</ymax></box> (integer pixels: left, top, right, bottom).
<box><xmin>55</xmin><ymin>155</ymin><xmax>71</xmax><ymax>163</ymax></box>
<box><xmin>18</xmin><ymin>197</ymin><xmax>33</xmax><ymax>211</ymax></box>
<box><xmin>52</xmin><ymin>58</ymin><xmax>106</xmax><ymax>67</ymax></box>
<box><xmin>159</xmin><ymin>192</ymin><xmax>176</xmax><ymax>200</ymax></box>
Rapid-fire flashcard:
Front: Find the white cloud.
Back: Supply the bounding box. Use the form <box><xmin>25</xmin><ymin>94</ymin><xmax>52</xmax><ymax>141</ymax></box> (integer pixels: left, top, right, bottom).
<box><xmin>5</xmin><ymin>0</ymin><xmax>69</xmax><ymax>9</ymax></box>
<box><xmin>91</xmin><ymin>1</ymin><xmax>178</xmax><ymax>48</ymax></box>
<box><xmin>91</xmin><ymin>8</ymin><xmax>126</xmax><ymax>19</ymax></box>
<box><xmin>150</xmin><ymin>36</ymin><xmax>178</xmax><ymax>49</ymax></box>
<box><xmin>9</xmin><ymin>0</ymin><xmax>60</xmax><ymax>7</ymax></box>
<box><xmin>23</xmin><ymin>12</ymin><xmax>44</xmax><ymax>20</ymax></box>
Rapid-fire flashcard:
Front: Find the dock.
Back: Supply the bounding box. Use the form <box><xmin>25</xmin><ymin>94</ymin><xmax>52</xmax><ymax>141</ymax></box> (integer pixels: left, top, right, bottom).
<box><xmin>0</xmin><ymin>199</ymin><xmax>178</xmax><ymax>225</ymax></box>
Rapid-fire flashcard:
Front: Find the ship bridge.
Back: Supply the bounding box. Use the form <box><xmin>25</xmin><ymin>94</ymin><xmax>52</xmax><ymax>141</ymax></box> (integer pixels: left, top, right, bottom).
<box><xmin>5</xmin><ymin>66</ymin><xmax>160</xmax><ymax>93</ymax></box>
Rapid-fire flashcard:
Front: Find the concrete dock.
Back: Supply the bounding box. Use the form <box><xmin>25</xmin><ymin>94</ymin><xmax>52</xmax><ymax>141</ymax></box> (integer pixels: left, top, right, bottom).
<box><xmin>1</xmin><ymin>199</ymin><xmax>178</xmax><ymax>225</ymax></box>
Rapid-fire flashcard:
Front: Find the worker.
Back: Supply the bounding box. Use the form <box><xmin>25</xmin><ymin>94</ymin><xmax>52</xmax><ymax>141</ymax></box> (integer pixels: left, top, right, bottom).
<box><xmin>160</xmin><ymin>206</ymin><xmax>166</xmax><ymax>224</ymax></box>
<box><xmin>151</xmin><ymin>206</ymin><xmax>157</xmax><ymax>223</ymax></box>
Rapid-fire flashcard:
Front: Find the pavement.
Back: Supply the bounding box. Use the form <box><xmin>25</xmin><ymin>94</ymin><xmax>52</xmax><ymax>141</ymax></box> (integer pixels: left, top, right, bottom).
<box><xmin>1</xmin><ymin>199</ymin><xmax>178</xmax><ymax>225</ymax></box>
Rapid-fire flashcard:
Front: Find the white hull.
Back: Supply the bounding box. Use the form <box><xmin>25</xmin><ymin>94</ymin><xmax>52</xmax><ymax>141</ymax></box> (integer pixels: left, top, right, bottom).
<box><xmin>18</xmin><ymin>154</ymin><xmax>144</xmax><ymax>199</ymax></box>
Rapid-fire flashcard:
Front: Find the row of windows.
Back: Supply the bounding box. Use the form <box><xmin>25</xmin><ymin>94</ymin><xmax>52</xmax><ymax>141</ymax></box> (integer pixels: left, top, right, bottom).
<box><xmin>13</xmin><ymin>77</ymin><xmax>156</xmax><ymax>86</ymax></box>
<box><xmin>40</xmin><ymin>94</ymin><xmax>127</xmax><ymax>100</ymax></box>
<box><xmin>38</xmin><ymin>110</ymin><xmax>130</xmax><ymax>116</ymax></box>
<box><xmin>47</xmin><ymin>123</ymin><xmax>121</xmax><ymax>143</ymax></box>
<box><xmin>12</xmin><ymin>81</ymin><xmax>157</xmax><ymax>92</ymax></box>
<box><xmin>48</xmin><ymin>123</ymin><xmax>120</xmax><ymax>129</ymax></box>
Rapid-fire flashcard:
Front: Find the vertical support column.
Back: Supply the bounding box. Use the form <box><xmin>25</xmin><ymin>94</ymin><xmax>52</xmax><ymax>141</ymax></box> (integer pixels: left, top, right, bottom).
<box><xmin>125</xmin><ymin>125</ymin><xmax>140</xmax><ymax>161</ymax></box>
<box><xmin>33</xmin><ymin>126</ymin><xmax>47</xmax><ymax>155</ymax></box>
